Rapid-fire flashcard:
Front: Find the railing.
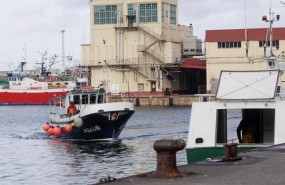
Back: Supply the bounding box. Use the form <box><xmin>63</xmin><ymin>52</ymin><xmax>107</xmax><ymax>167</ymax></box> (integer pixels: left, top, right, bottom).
<box><xmin>127</xmin><ymin>65</ymin><xmax>149</xmax><ymax>79</ymax></box>
<box><xmin>145</xmin><ymin>48</ymin><xmax>166</xmax><ymax>63</ymax></box>
<box><xmin>137</xmin><ymin>25</ymin><xmax>166</xmax><ymax>41</ymax></box>
<box><xmin>86</xmin><ymin>58</ymin><xmax>174</xmax><ymax>66</ymax></box>
<box><xmin>138</xmin><ymin>40</ymin><xmax>159</xmax><ymax>52</ymax></box>
<box><xmin>108</xmin><ymin>92</ymin><xmax>134</xmax><ymax>103</ymax></box>
<box><xmin>195</xmin><ymin>94</ymin><xmax>216</xmax><ymax>102</ymax></box>
<box><xmin>275</xmin><ymin>93</ymin><xmax>285</xmax><ymax>101</ymax></box>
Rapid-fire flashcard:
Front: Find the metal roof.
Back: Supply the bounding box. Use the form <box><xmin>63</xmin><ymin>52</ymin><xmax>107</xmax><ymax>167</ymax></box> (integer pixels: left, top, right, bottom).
<box><xmin>180</xmin><ymin>58</ymin><xmax>206</xmax><ymax>69</ymax></box>
<box><xmin>205</xmin><ymin>28</ymin><xmax>285</xmax><ymax>42</ymax></box>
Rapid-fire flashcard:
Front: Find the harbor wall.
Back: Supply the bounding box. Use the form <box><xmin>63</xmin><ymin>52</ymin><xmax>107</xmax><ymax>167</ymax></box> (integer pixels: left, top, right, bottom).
<box><xmin>110</xmin><ymin>95</ymin><xmax>211</xmax><ymax>107</ymax></box>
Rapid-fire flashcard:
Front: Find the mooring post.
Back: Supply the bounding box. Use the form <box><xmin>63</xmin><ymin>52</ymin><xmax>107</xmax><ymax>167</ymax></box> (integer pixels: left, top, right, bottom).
<box><xmin>150</xmin><ymin>139</ymin><xmax>186</xmax><ymax>177</ymax></box>
<box><xmin>223</xmin><ymin>143</ymin><xmax>242</xmax><ymax>161</ymax></box>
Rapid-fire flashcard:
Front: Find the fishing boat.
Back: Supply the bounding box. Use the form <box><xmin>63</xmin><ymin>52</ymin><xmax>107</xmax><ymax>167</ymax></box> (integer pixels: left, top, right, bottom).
<box><xmin>0</xmin><ymin>62</ymin><xmax>88</xmax><ymax>105</ymax></box>
<box><xmin>43</xmin><ymin>63</ymin><xmax>135</xmax><ymax>140</ymax></box>
<box><xmin>186</xmin><ymin>10</ymin><xmax>285</xmax><ymax>163</ymax></box>
<box><xmin>44</xmin><ymin>87</ymin><xmax>135</xmax><ymax>140</ymax></box>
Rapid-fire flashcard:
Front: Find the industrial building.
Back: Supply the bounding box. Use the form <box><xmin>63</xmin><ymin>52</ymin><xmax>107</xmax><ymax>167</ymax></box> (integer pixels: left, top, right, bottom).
<box><xmin>205</xmin><ymin>28</ymin><xmax>285</xmax><ymax>94</ymax></box>
<box><xmin>81</xmin><ymin>0</ymin><xmax>206</xmax><ymax>96</ymax></box>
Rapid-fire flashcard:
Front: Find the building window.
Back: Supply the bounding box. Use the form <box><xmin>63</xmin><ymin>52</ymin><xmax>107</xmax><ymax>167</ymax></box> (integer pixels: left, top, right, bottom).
<box><xmin>128</xmin><ymin>4</ymin><xmax>136</xmax><ymax>23</ymax></box>
<box><xmin>170</xmin><ymin>5</ymin><xmax>176</xmax><ymax>24</ymax></box>
<box><xmin>138</xmin><ymin>83</ymin><xmax>144</xmax><ymax>91</ymax></box>
<box><xmin>94</xmin><ymin>5</ymin><xmax>117</xmax><ymax>25</ymax></box>
<box><xmin>161</xmin><ymin>3</ymin><xmax>164</xmax><ymax>23</ymax></box>
<box><xmin>139</xmin><ymin>3</ymin><xmax>157</xmax><ymax>23</ymax></box>
<box><xmin>218</xmin><ymin>41</ymin><xmax>241</xmax><ymax>48</ymax></box>
<box><xmin>259</xmin><ymin>40</ymin><xmax>279</xmax><ymax>47</ymax></box>
<box><xmin>150</xmin><ymin>67</ymin><xmax>156</xmax><ymax>79</ymax></box>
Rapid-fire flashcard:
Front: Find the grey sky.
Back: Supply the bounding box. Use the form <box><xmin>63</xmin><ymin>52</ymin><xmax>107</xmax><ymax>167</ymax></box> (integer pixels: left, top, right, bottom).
<box><xmin>0</xmin><ymin>0</ymin><xmax>284</xmax><ymax>71</ymax></box>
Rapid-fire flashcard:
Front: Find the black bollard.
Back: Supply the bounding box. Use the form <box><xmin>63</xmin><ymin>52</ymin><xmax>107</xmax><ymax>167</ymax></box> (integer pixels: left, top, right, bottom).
<box><xmin>149</xmin><ymin>139</ymin><xmax>186</xmax><ymax>178</ymax></box>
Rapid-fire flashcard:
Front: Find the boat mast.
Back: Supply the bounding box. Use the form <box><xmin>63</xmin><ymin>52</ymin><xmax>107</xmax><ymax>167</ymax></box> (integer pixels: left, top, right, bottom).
<box><xmin>262</xmin><ymin>8</ymin><xmax>280</xmax><ymax>69</ymax></box>
<box><xmin>37</xmin><ymin>51</ymin><xmax>47</xmax><ymax>74</ymax></box>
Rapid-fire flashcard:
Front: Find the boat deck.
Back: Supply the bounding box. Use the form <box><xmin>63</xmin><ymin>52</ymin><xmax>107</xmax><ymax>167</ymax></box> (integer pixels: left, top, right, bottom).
<box><xmin>100</xmin><ymin>144</ymin><xmax>285</xmax><ymax>185</ymax></box>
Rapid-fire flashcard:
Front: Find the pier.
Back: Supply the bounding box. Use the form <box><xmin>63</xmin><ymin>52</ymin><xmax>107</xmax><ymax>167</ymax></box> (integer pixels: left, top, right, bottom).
<box><xmin>97</xmin><ymin>143</ymin><xmax>285</xmax><ymax>185</ymax></box>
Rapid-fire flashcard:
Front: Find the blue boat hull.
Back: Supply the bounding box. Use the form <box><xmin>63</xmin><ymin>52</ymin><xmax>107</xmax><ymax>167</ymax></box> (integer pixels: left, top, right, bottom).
<box><xmin>53</xmin><ymin>110</ymin><xmax>134</xmax><ymax>140</ymax></box>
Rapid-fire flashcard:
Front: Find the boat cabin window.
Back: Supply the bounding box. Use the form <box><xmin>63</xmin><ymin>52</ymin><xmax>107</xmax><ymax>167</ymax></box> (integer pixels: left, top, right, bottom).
<box><xmin>98</xmin><ymin>94</ymin><xmax>104</xmax><ymax>104</ymax></box>
<box><xmin>82</xmin><ymin>95</ymin><xmax>88</xmax><ymax>104</ymax></box>
<box><xmin>216</xmin><ymin>109</ymin><xmax>275</xmax><ymax>145</ymax></box>
<box><xmin>90</xmin><ymin>94</ymin><xmax>97</xmax><ymax>104</ymax></box>
<box><xmin>9</xmin><ymin>78</ymin><xmax>16</xmax><ymax>81</ymax></box>
<box><xmin>73</xmin><ymin>95</ymin><xmax>80</xmax><ymax>105</ymax></box>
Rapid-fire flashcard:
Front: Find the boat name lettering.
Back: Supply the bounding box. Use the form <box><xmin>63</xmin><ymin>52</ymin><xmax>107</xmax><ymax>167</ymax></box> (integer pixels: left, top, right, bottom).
<box><xmin>83</xmin><ymin>125</ymin><xmax>101</xmax><ymax>133</ymax></box>
<box><xmin>12</xmin><ymin>82</ymin><xmax>21</xmax><ymax>86</ymax></box>
<box><xmin>82</xmin><ymin>89</ymin><xmax>96</xmax><ymax>93</ymax></box>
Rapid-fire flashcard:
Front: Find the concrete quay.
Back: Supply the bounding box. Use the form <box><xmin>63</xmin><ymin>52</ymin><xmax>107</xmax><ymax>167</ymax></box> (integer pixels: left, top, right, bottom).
<box><xmin>98</xmin><ymin>144</ymin><xmax>285</xmax><ymax>185</ymax></box>
<box><xmin>110</xmin><ymin>94</ymin><xmax>215</xmax><ymax>107</ymax></box>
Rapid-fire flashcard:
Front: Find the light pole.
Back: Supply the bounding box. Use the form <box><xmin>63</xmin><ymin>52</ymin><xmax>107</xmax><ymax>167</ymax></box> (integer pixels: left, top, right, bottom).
<box><xmin>61</xmin><ymin>30</ymin><xmax>65</xmax><ymax>67</ymax></box>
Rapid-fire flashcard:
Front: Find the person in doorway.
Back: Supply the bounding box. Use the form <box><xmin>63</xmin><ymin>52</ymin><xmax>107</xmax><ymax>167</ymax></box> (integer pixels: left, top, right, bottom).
<box><xmin>236</xmin><ymin>112</ymin><xmax>256</xmax><ymax>143</ymax></box>
<box><xmin>67</xmin><ymin>101</ymin><xmax>77</xmax><ymax>115</ymax></box>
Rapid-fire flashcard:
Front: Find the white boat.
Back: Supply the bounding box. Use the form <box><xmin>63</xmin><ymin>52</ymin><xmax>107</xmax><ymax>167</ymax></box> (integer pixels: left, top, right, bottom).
<box><xmin>44</xmin><ymin>63</ymin><xmax>135</xmax><ymax>140</ymax></box>
<box><xmin>186</xmin><ymin>9</ymin><xmax>285</xmax><ymax>163</ymax></box>
<box><xmin>45</xmin><ymin>87</ymin><xmax>135</xmax><ymax>140</ymax></box>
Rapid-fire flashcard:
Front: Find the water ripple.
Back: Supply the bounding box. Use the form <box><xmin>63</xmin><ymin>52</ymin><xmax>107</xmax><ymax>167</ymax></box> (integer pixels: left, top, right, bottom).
<box><xmin>0</xmin><ymin>106</ymin><xmax>191</xmax><ymax>184</ymax></box>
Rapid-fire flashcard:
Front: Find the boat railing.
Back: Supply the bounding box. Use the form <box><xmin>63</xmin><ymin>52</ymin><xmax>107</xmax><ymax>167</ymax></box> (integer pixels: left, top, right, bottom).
<box><xmin>195</xmin><ymin>94</ymin><xmax>216</xmax><ymax>102</ymax></box>
<box><xmin>48</xmin><ymin>85</ymin><xmax>68</xmax><ymax>89</ymax></box>
<box><xmin>108</xmin><ymin>92</ymin><xmax>126</xmax><ymax>102</ymax></box>
<box><xmin>275</xmin><ymin>93</ymin><xmax>285</xmax><ymax>101</ymax></box>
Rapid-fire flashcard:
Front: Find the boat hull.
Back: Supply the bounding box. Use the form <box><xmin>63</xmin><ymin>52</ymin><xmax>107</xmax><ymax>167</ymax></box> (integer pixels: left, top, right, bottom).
<box><xmin>0</xmin><ymin>90</ymin><xmax>70</xmax><ymax>105</ymax></box>
<box><xmin>186</xmin><ymin>146</ymin><xmax>260</xmax><ymax>164</ymax></box>
<box><xmin>51</xmin><ymin>110</ymin><xmax>134</xmax><ymax>140</ymax></box>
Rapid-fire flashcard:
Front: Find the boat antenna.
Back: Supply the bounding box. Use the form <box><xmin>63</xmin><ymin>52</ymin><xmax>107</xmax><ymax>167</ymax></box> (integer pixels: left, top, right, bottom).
<box><xmin>21</xmin><ymin>44</ymin><xmax>27</xmax><ymax>72</ymax></box>
<box><xmin>244</xmin><ymin>0</ymin><xmax>249</xmax><ymax>58</ymax></box>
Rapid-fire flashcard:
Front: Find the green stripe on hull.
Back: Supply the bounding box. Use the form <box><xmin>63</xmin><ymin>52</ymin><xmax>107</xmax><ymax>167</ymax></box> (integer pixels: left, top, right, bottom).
<box><xmin>186</xmin><ymin>146</ymin><xmax>260</xmax><ymax>164</ymax></box>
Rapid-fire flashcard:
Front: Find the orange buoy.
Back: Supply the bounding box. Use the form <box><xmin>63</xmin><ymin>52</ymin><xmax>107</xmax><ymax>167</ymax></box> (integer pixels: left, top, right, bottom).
<box><xmin>43</xmin><ymin>123</ymin><xmax>50</xmax><ymax>131</ymax></box>
<box><xmin>65</xmin><ymin>123</ymin><xmax>73</xmax><ymax>132</ymax></box>
<box><xmin>48</xmin><ymin>127</ymin><xmax>54</xmax><ymax>135</ymax></box>
<box><xmin>53</xmin><ymin>127</ymin><xmax>62</xmax><ymax>136</ymax></box>
<box><xmin>61</xmin><ymin>127</ymin><xmax>67</xmax><ymax>134</ymax></box>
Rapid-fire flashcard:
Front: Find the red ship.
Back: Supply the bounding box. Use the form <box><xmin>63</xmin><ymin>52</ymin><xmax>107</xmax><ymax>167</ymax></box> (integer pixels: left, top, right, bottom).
<box><xmin>0</xmin><ymin>63</ymin><xmax>89</xmax><ymax>105</ymax></box>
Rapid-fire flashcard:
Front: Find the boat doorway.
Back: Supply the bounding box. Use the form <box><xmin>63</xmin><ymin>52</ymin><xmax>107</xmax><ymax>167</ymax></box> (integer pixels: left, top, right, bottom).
<box><xmin>216</xmin><ymin>109</ymin><xmax>275</xmax><ymax>145</ymax></box>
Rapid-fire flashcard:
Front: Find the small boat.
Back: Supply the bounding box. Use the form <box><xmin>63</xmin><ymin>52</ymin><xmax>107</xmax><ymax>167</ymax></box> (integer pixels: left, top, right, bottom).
<box><xmin>44</xmin><ymin>81</ymin><xmax>135</xmax><ymax>140</ymax></box>
<box><xmin>186</xmin><ymin>10</ymin><xmax>285</xmax><ymax>163</ymax></box>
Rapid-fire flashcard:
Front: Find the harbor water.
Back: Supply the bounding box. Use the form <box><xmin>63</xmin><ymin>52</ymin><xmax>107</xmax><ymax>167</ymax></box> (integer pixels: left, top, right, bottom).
<box><xmin>0</xmin><ymin>106</ymin><xmax>191</xmax><ymax>185</ymax></box>
<box><xmin>0</xmin><ymin>106</ymin><xmax>243</xmax><ymax>185</ymax></box>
